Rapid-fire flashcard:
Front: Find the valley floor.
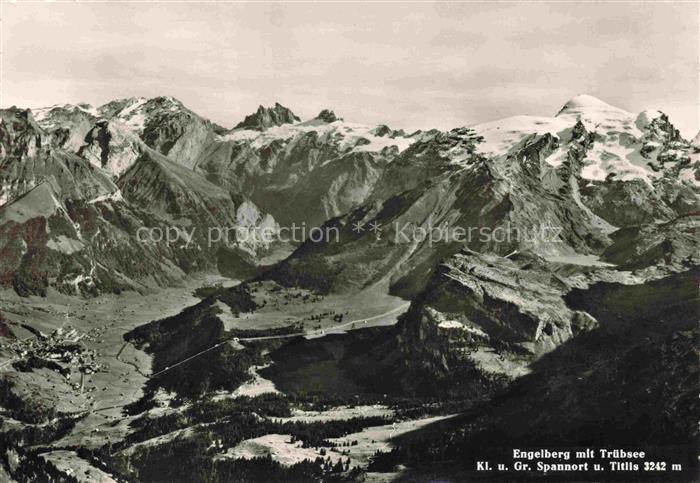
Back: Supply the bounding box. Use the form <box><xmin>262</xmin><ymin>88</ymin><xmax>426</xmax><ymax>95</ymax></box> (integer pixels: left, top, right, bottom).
<box><xmin>0</xmin><ymin>273</ymin><xmax>437</xmax><ymax>482</ymax></box>
<box><xmin>2</xmin><ymin>266</ymin><xmax>696</xmax><ymax>482</ymax></box>
<box><xmin>0</xmin><ymin>274</ymin><xmax>232</xmax><ymax>445</ymax></box>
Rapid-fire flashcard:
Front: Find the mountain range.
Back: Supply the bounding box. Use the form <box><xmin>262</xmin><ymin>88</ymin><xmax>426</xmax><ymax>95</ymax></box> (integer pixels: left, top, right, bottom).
<box><xmin>1</xmin><ymin>94</ymin><xmax>697</xmax><ymax>297</ymax></box>
<box><xmin>0</xmin><ymin>93</ymin><xmax>698</xmax><ymax>482</ymax></box>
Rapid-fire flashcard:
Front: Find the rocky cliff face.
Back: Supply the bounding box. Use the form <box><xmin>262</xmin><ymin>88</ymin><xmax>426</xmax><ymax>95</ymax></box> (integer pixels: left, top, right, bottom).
<box><xmin>196</xmin><ymin>114</ymin><xmax>416</xmax><ymax>227</ymax></box>
<box><xmin>118</xmin><ymin>148</ymin><xmax>279</xmax><ymax>257</ymax></box>
<box><xmin>78</xmin><ymin>120</ymin><xmax>143</xmax><ymax>176</ymax></box>
<box><xmin>394</xmin><ymin>250</ymin><xmax>600</xmax><ymax>387</ymax></box>
<box><xmin>137</xmin><ymin>97</ymin><xmax>219</xmax><ymax>168</ymax></box>
<box><xmin>0</xmin><ymin>181</ymin><xmax>188</xmax><ymax>296</ymax></box>
<box><xmin>33</xmin><ymin>96</ymin><xmax>220</xmax><ymax>171</ymax></box>
<box><xmin>315</xmin><ymin>109</ymin><xmax>340</xmax><ymax>123</ymax></box>
<box><xmin>31</xmin><ymin>103</ymin><xmax>98</xmax><ymax>152</ymax></box>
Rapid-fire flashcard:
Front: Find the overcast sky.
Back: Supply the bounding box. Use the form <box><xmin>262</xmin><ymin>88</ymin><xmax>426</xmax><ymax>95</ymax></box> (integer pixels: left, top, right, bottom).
<box><xmin>2</xmin><ymin>1</ymin><xmax>698</xmax><ymax>137</ymax></box>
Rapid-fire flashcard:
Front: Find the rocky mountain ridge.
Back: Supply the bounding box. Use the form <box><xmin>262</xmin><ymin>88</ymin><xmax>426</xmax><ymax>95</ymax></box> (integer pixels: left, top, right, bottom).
<box><xmin>0</xmin><ymin>105</ymin><xmax>279</xmax><ymax>295</ymax></box>
<box><xmin>1</xmin><ymin>94</ymin><xmax>697</xmax><ymax>299</ymax></box>
<box><xmin>0</xmin><ymin>93</ymin><xmax>697</xmax><ymax>483</ymax></box>
<box><xmin>234</xmin><ymin>102</ymin><xmax>301</xmax><ymax>130</ymax></box>
<box><xmin>265</xmin><ymin>95</ymin><xmax>698</xmax><ymax>293</ymax></box>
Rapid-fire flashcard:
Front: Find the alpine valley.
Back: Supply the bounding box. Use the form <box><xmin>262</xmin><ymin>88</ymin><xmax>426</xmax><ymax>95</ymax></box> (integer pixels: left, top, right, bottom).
<box><xmin>0</xmin><ymin>95</ymin><xmax>698</xmax><ymax>482</ymax></box>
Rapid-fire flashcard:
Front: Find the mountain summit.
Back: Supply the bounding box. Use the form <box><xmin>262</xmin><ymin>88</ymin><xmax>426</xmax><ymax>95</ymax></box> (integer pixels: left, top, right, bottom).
<box><xmin>692</xmin><ymin>130</ymin><xmax>700</xmax><ymax>148</ymax></box>
<box><xmin>234</xmin><ymin>102</ymin><xmax>300</xmax><ymax>130</ymax></box>
<box><xmin>314</xmin><ymin>109</ymin><xmax>340</xmax><ymax>123</ymax></box>
<box><xmin>556</xmin><ymin>94</ymin><xmax>629</xmax><ymax>117</ymax></box>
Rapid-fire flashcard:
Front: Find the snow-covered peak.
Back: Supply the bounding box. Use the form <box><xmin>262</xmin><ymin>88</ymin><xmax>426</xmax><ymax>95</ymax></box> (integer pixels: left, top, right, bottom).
<box><xmin>557</xmin><ymin>94</ymin><xmax>629</xmax><ymax>116</ymax></box>
<box><xmin>31</xmin><ymin>103</ymin><xmax>97</xmax><ymax>119</ymax></box>
<box><xmin>31</xmin><ymin>97</ymin><xmax>180</xmax><ymax>131</ymax></box>
<box><xmin>467</xmin><ymin>96</ymin><xmax>695</xmax><ymax>186</ymax></box>
<box><xmin>555</xmin><ymin>94</ymin><xmax>639</xmax><ymax>134</ymax></box>
<box><xmin>32</xmin><ymin>96</ymin><xmax>172</xmax><ymax>122</ymax></box>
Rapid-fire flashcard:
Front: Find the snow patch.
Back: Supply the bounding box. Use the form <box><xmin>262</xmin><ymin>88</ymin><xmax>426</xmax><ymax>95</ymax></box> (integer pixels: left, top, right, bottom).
<box><xmin>230</xmin><ymin>364</ymin><xmax>279</xmax><ymax>398</ymax></box>
<box><xmin>88</xmin><ymin>190</ymin><xmax>124</xmax><ymax>204</ymax></box>
<box><xmin>46</xmin><ymin>236</ymin><xmax>84</xmax><ymax>255</ymax></box>
<box><xmin>273</xmin><ymin>405</ymin><xmax>393</xmax><ymax>423</ymax></box>
<box><xmin>579</xmin><ymin>134</ymin><xmax>655</xmax><ymax>184</ymax></box>
<box><xmin>679</xmin><ymin>166</ymin><xmax>700</xmax><ymax>187</ymax></box>
<box><xmin>114</xmin><ymin>97</ymin><xmax>148</xmax><ymax>132</ymax></box>
<box><xmin>438</xmin><ymin>320</ymin><xmax>464</xmax><ymax>330</ymax></box>
<box><xmin>219</xmin><ymin>434</ymin><xmax>335</xmax><ymax>466</ymax></box>
<box><xmin>557</xmin><ymin>95</ymin><xmax>642</xmax><ymax>137</ymax></box>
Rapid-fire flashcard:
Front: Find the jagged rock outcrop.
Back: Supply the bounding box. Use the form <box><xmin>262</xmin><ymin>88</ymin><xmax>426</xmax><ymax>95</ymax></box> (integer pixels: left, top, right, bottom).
<box><xmin>137</xmin><ymin>97</ymin><xmax>218</xmax><ymax>167</ymax></box>
<box><xmin>370</xmin><ymin>124</ymin><xmax>407</xmax><ymax>138</ymax></box>
<box><xmin>233</xmin><ymin>102</ymin><xmax>301</xmax><ymax>130</ymax></box>
<box><xmin>315</xmin><ymin>109</ymin><xmax>340</xmax><ymax>123</ymax></box>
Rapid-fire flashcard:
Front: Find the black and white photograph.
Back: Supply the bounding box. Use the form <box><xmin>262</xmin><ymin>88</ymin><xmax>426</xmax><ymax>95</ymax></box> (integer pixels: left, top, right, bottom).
<box><xmin>0</xmin><ymin>1</ymin><xmax>698</xmax><ymax>481</ymax></box>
